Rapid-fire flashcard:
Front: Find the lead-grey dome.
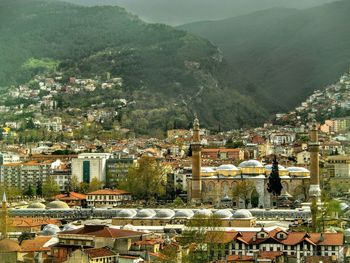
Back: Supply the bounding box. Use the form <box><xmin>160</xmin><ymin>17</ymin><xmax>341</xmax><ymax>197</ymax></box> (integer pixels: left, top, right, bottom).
<box><xmin>232</xmin><ymin>209</ymin><xmax>253</xmax><ymax>219</ymax></box>
<box><xmin>118</xmin><ymin>209</ymin><xmax>137</xmax><ymax>218</ymax></box>
<box><xmin>239</xmin><ymin>160</ymin><xmax>263</xmax><ymax>168</ymax></box>
<box><xmin>47</xmin><ymin>200</ymin><xmax>70</xmax><ymax>209</ymax></box>
<box><xmin>174</xmin><ymin>210</ymin><xmax>194</xmax><ymax>218</ymax></box>
<box><xmin>195</xmin><ymin>209</ymin><xmax>212</xmax><ymax>218</ymax></box>
<box><xmin>28</xmin><ymin>202</ymin><xmax>46</xmax><ymax>209</ymax></box>
<box><xmin>214</xmin><ymin>209</ymin><xmax>233</xmax><ymax>219</ymax></box>
<box><xmin>62</xmin><ymin>224</ymin><xmax>78</xmax><ymax>231</ymax></box>
<box><xmin>42</xmin><ymin>224</ymin><xmax>60</xmax><ymax>236</ymax></box>
<box><xmin>155</xmin><ymin>209</ymin><xmax>175</xmax><ymax>218</ymax></box>
<box><xmin>217</xmin><ymin>164</ymin><xmax>239</xmax><ymax>171</ymax></box>
<box><xmin>136</xmin><ymin>209</ymin><xmax>156</xmax><ymax>218</ymax></box>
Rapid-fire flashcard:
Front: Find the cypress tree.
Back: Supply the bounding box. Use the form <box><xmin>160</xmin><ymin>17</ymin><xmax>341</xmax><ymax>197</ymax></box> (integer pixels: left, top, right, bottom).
<box><xmin>267</xmin><ymin>156</ymin><xmax>283</xmax><ymax>196</ymax></box>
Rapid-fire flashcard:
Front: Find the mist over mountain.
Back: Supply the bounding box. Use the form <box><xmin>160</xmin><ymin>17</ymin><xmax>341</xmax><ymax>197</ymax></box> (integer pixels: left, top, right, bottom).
<box><xmin>180</xmin><ymin>0</ymin><xmax>350</xmax><ymax>111</ymax></box>
<box><xmin>60</xmin><ymin>0</ymin><xmax>338</xmax><ymax>25</ymax></box>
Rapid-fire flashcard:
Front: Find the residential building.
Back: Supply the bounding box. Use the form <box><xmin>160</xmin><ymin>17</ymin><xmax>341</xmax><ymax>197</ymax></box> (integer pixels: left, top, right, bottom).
<box><xmin>64</xmin><ymin>247</ymin><xmax>118</xmax><ymax>263</ymax></box>
<box><xmin>0</xmin><ymin>161</ymin><xmax>53</xmax><ymax>191</ymax></box>
<box><xmin>0</xmin><ymin>152</ymin><xmax>20</xmax><ymax>165</ymax></box>
<box><xmin>106</xmin><ymin>155</ymin><xmax>137</xmax><ymax>188</ymax></box>
<box><xmin>327</xmin><ymin>155</ymin><xmax>350</xmax><ymax>193</ymax></box>
<box><xmin>206</xmin><ymin>229</ymin><xmax>344</xmax><ymax>263</ymax></box>
<box><xmin>201</xmin><ymin>148</ymin><xmax>245</xmax><ymax>161</ymax></box>
<box><xmin>86</xmin><ymin>189</ymin><xmax>132</xmax><ymax>208</ymax></box>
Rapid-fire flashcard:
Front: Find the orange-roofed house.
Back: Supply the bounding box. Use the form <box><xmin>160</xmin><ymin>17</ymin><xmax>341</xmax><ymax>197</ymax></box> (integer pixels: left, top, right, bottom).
<box><xmin>52</xmin><ymin>192</ymin><xmax>87</xmax><ymax>208</ymax></box>
<box><xmin>64</xmin><ymin>246</ymin><xmax>118</xmax><ymax>263</ymax></box>
<box><xmin>206</xmin><ymin>228</ymin><xmax>344</xmax><ymax>263</ymax></box>
<box><xmin>87</xmin><ymin>189</ymin><xmax>132</xmax><ymax>208</ymax></box>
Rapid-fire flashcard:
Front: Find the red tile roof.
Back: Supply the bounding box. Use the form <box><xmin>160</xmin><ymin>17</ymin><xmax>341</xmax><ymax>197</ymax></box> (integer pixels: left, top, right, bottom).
<box><xmin>87</xmin><ymin>189</ymin><xmax>131</xmax><ymax>195</ymax></box>
<box><xmin>21</xmin><ymin>236</ymin><xmax>52</xmax><ymax>252</ymax></box>
<box><xmin>60</xmin><ymin>225</ymin><xmax>144</xmax><ymax>238</ymax></box>
<box><xmin>10</xmin><ymin>217</ymin><xmax>60</xmax><ymax>227</ymax></box>
<box><xmin>84</xmin><ymin>247</ymin><xmax>117</xmax><ymax>258</ymax></box>
<box><xmin>54</xmin><ymin>192</ymin><xmax>87</xmax><ymax>200</ymax></box>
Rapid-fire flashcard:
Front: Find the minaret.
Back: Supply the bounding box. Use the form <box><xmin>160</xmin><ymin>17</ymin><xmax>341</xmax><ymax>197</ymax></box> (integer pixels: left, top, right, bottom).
<box><xmin>1</xmin><ymin>192</ymin><xmax>8</xmax><ymax>239</ymax></box>
<box><xmin>308</xmin><ymin>123</ymin><xmax>321</xmax><ymax>231</ymax></box>
<box><xmin>191</xmin><ymin>117</ymin><xmax>202</xmax><ymax>203</ymax></box>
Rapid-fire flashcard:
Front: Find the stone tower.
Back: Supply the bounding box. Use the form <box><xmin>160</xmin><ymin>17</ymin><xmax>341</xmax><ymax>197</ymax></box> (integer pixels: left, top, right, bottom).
<box><xmin>308</xmin><ymin>123</ymin><xmax>321</xmax><ymax>199</ymax></box>
<box><xmin>1</xmin><ymin>192</ymin><xmax>8</xmax><ymax>239</ymax></box>
<box><xmin>191</xmin><ymin>117</ymin><xmax>202</xmax><ymax>203</ymax></box>
<box><xmin>308</xmin><ymin>123</ymin><xmax>321</xmax><ymax>231</ymax></box>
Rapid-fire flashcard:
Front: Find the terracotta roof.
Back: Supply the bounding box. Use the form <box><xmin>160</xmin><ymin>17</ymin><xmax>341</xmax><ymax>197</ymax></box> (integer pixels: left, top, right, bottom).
<box><xmin>87</xmin><ymin>189</ymin><xmax>131</xmax><ymax>195</ymax></box>
<box><xmin>258</xmin><ymin>251</ymin><xmax>283</xmax><ymax>259</ymax></box>
<box><xmin>84</xmin><ymin>247</ymin><xmax>117</xmax><ymax>258</ymax></box>
<box><xmin>227</xmin><ymin>255</ymin><xmax>253</xmax><ymax>261</ymax></box>
<box><xmin>60</xmin><ymin>225</ymin><xmax>144</xmax><ymax>238</ymax></box>
<box><xmin>10</xmin><ymin>217</ymin><xmax>60</xmax><ymax>227</ymax></box>
<box><xmin>202</xmin><ymin>148</ymin><xmax>242</xmax><ymax>153</ymax></box>
<box><xmin>309</xmin><ymin>233</ymin><xmax>343</xmax><ymax>246</ymax></box>
<box><xmin>21</xmin><ymin>236</ymin><xmax>52</xmax><ymax>252</ymax></box>
<box><xmin>54</xmin><ymin>192</ymin><xmax>86</xmax><ymax>200</ymax></box>
<box><xmin>133</xmin><ymin>238</ymin><xmax>164</xmax><ymax>246</ymax></box>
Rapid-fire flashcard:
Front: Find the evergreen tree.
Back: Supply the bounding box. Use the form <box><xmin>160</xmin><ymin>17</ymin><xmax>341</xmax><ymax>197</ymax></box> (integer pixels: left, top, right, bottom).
<box><xmin>267</xmin><ymin>156</ymin><xmax>283</xmax><ymax>196</ymax></box>
<box><xmin>24</xmin><ymin>184</ymin><xmax>36</xmax><ymax>197</ymax></box>
<box><xmin>36</xmin><ymin>181</ymin><xmax>43</xmax><ymax>196</ymax></box>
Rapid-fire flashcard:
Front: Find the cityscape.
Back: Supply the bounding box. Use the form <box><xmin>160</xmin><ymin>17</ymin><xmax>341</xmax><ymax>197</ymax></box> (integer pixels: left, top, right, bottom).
<box><xmin>1</xmin><ymin>0</ymin><xmax>350</xmax><ymax>263</ymax></box>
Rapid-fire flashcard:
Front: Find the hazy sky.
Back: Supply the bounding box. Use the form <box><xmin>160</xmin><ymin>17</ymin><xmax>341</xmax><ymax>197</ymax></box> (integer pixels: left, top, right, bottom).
<box><xmin>62</xmin><ymin>0</ymin><xmax>338</xmax><ymax>25</ymax></box>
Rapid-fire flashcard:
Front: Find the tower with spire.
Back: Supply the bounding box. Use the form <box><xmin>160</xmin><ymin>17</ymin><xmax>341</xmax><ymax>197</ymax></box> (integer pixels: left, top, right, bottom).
<box><xmin>1</xmin><ymin>192</ymin><xmax>8</xmax><ymax>239</ymax></box>
<box><xmin>190</xmin><ymin>116</ymin><xmax>202</xmax><ymax>203</ymax></box>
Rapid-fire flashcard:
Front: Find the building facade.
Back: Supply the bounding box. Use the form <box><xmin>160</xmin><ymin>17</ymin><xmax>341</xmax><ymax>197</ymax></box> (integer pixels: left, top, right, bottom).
<box><xmin>86</xmin><ymin>189</ymin><xmax>132</xmax><ymax>208</ymax></box>
<box><xmin>71</xmin><ymin>153</ymin><xmax>112</xmax><ymax>183</ymax></box>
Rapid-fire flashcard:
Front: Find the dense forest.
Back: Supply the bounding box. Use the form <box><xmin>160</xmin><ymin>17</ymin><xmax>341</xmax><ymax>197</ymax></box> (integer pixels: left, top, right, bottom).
<box><xmin>0</xmin><ymin>0</ymin><xmax>267</xmax><ymax>134</ymax></box>
<box><xmin>180</xmin><ymin>0</ymin><xmax>350</xmax><ymax>112</ymax></box>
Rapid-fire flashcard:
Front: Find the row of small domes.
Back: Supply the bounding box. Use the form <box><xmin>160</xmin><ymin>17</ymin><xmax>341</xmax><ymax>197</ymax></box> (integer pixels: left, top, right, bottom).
<box><xmin>27</xmin><ymin>200</ymin><xmax>70</xmax><ymax>209</ymax></box>
<box><xmin>116</xmin><ymin>209</ymin><xmax>253</xmax><ymax>219</ymax></box>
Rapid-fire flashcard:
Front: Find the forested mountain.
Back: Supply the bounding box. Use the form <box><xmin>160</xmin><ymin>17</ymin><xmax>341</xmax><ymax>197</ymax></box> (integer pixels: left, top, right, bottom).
<box><xmin>0</xmin><ymin>0</ymin><xmax>267</xmax><ymax>134</ymax></box>
<box><xmin>180</xmin><ymin>0</ymin><xmax>350</xmax><ymax>111</ymax></box>
<box><xmin>61</xmin><ymin>0</ymin><xmax>337</xmax><ymax>25</ymax></box>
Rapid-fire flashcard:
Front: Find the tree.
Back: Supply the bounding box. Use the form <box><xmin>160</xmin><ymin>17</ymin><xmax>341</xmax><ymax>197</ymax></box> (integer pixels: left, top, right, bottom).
<box><xmin>178</xmin><ymin>214</ymin><xmax>223</xmax><ymax>263</ymax></box>
<box><xmin>267</xmin><ymin>156</ymin><xmax>283</xmax><ymax>196</ymax></box>
<box><xmin>36</xmin><ymin>181</ymin><xmax>43</xmax><ymax>196</ymax></box>
<box><xmin>88</xmin><ymin>178</ymin><xmax>103</xmax><ymax>192</ymax></box>
<box><xmin>172</xmin><ymin>196</ymin><xmax>185</xmax><ymax>207</ymax></box>
<box><xmin>42</xmin><ymin>176</ymin><xmax>60</xmax><ymax>198</ymax></box>
<box><xmin>69</xmin><ymin>175</ymin><xmax>80</xmax><ymax>192</ymax></box>
<box><xmin>120</xmin><ymin>157</ymin><xmax>166</xmax><ymax>203</ymax></box>
<box><xmin>24</xmin><ymin>184</ymin><xmax>36</xmax><ymax>197</ymax></box>
<box><xmin>232</xmin><ymin>180</ymin><xmax>255</xmax><ymax>208</ymax></box>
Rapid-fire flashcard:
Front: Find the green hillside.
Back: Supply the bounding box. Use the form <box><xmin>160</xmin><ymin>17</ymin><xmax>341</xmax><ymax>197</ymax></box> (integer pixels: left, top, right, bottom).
<box><xmin>0</xmin><ymin>0</ymin><xmax>267</xmax><ymax>134</ymax></box>
<box><xmin>180</xmin><ymin>0</ymin><xmax>350</xmax><ymax>111</ymax></box>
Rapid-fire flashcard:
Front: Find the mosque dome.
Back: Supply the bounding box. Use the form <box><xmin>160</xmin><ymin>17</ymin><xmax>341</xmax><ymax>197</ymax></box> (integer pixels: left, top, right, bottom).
<box><xmin>28</xmin><ymin>202</ymin><xmax>46</xmax><ymax>209</ymax></box>
<box><xmin>122</xmin><ymin>224</ymin><xmax>138</xmax><ymax>232</ymax></box>
<box><xmin>214</xmin><ymin>209</ymin><xmax>233</xmax><ymax>219</ymax></box>
<box><xmin>265</xmin><ymin>164</ymin><xmax>287</xmax><ymax>171</ymax></box>
<box><xmin>201</xmin><ymin>167</ymin><xmax>216</xmax><ymax>177</ymax></box>
<box><xmin>47</xmin><ymin>200</ymin><xmax>70</xmax><ymax>209</ymax></box>
<box><xmin>62</xmin><ymin>224</ymin><xmax>78</xmax><ymax>231</ymax></box>
<box><xmin>0</xmin><ymin>239</ymin><xmax>21</xmax><ymax>252</ymax></box>
<box><xmin>217</xmin><ymin>164</ymin><xmax>239</xmax><ymax>171</ymax></box>
<box><xmin>340</xmin><ymin>202</ymin><xmax>349</xmax><ymax>212</ymax></box>
<box><xmin>287</xmin><ymin>167</ymin><xmax>310</xmax><ymax>177</ymax></box>
<box><xmin>239</xmin><ymin>160</ymin><xmax>263</xmax><ymax>168</ymax></box>
<box><xmin>194</xmin><ymin>209</ymin><xmax>212</xmax><ymax>218</ymax></box>
<box><xmin>155</xmin><ymin>209</ymin><xmax>175</xmax><ymax>218</ymax></box>
<box><xmin>19</xmin><ymin>201</ymin><xmax>28</xmax><ymax>206</ymax></box>
<box><xmin>42</xmin><ymin>224</ymin><xmax>61</xmax><ymax>236</ymax></box>
<box><xmin>232</xmin><ymin>209</ymin><xmax>253</xmax><ymax>219</ymax></box>
<box><xmin>174</xmin><ymin>210</ymin><xmax>194</xmax><ymax>218</ymax></box>
<box><xmin>136</xmin><ymin>209</ymin><xmax>156</xmax><ymax>218</ymax></box>
<box><xmin>117</xmin><ymin>209</ymin><xmax>137</xmax><ymax>218</ymax></box>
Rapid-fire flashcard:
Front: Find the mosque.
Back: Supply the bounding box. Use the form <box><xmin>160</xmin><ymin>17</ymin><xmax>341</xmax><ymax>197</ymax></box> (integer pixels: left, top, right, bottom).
<box><xmin>187</xmin><ymin>118</ymin><xmax>313</xmax><ymax>208</ymax></box>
